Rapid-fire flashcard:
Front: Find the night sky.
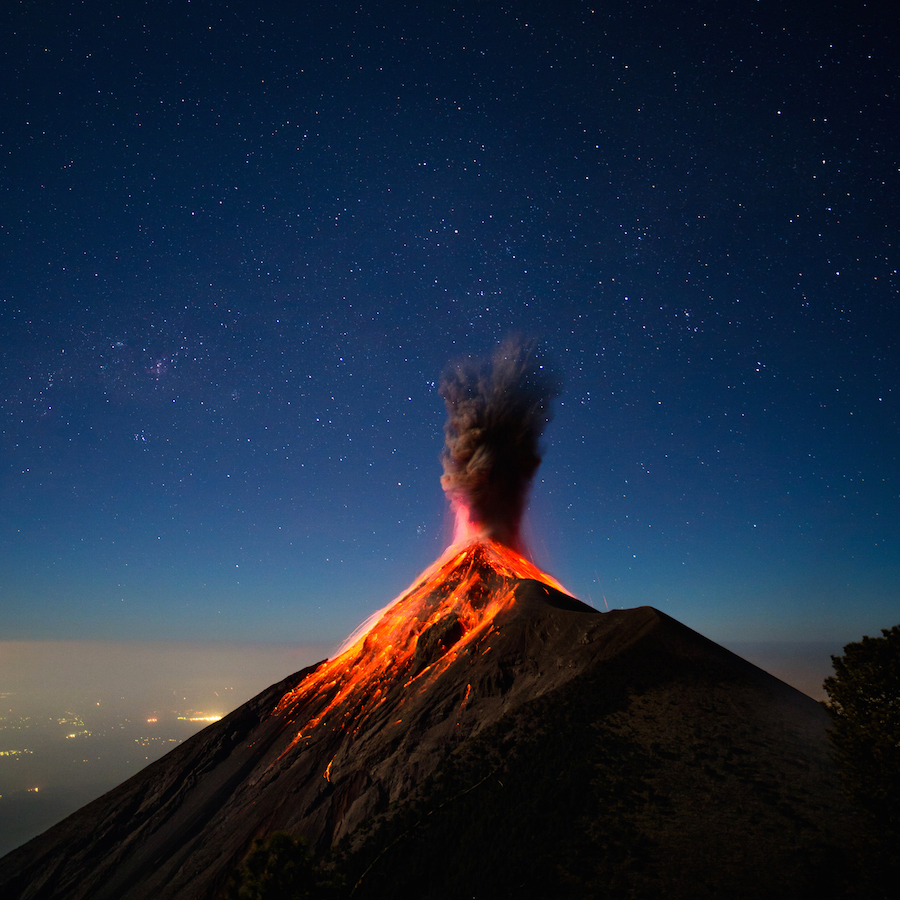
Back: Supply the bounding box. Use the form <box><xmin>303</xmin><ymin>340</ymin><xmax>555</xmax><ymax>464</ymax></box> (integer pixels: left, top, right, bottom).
<box><xmin>3</xmin><ymin>1</ymin><xmax>897</xmax><ymax>663</ymax></box>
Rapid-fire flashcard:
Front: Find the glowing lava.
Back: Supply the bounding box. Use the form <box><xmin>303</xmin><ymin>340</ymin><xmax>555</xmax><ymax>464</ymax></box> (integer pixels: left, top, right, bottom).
<box><xmin>276</xmin><ymin>538</ymin><xmax>568</xmax><ymax>750</ymax></box>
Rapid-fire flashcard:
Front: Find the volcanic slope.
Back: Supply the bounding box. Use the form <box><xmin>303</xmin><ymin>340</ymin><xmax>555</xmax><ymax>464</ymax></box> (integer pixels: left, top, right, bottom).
<box><xmin>0</xmin><ymin>542</ymin><xmax>855</xmax><ymax>899</ymax></box>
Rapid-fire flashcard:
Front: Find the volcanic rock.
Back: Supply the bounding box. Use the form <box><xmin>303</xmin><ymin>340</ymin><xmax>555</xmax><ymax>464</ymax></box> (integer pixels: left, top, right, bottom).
<box><xmin>0</xmin><ymin>546</ymin><xmax>856</xmax><ymax>899</ymax></box>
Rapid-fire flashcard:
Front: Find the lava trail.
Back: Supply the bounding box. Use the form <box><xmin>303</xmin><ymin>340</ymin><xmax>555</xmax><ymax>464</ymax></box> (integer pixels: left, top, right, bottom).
<box><xmin>275</xmin><ymin>539</ymin><xmax>568</xmax><ymax>749</ymax></box>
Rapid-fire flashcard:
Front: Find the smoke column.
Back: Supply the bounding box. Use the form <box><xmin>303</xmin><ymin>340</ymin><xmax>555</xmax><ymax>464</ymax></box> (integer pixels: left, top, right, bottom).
<box><xmin>439</xmin><ymin>338</ymin><xmax>559</xmax><ymax>552</ymax></box>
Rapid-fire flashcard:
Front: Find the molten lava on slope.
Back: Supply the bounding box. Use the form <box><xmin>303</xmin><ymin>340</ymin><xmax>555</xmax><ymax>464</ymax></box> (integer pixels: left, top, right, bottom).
<box><xmin>275</xmin><ymin>538</ymin><xmax>570</xmax><ymax>752</ymax></box>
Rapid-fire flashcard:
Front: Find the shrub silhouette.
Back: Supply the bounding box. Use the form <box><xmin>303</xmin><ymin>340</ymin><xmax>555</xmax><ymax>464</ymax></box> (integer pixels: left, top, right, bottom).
<box><xmin>225</xmin><ymin>831</ymin><xmax>343</xmax><ymax>900</ymax></box>
<box><xmin>825</xmin><ymin>624</ymin><xmax>900</xmax><ymax>897</ymax></box>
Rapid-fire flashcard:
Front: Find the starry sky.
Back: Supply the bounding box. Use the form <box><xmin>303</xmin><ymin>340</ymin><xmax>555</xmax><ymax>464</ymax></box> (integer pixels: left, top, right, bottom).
<box><xmin>2</xmin><ymin>1</ymin><xmax>897</xmax><ymax>663</ymax></box>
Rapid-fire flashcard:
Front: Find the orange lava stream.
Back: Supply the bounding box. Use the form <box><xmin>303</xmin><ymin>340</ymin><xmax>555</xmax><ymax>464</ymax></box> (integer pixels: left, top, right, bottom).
<box><xmin>275</xmin><ymin>539</ymin><xmax>567</xmax><ymax>751</ymax></box>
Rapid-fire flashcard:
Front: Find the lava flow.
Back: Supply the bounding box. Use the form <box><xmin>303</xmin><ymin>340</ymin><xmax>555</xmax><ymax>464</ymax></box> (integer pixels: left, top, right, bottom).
<box><xmin>275</xmin><ymin>537</ymin><xmax>568</xmax><ymax>749</ymax></box>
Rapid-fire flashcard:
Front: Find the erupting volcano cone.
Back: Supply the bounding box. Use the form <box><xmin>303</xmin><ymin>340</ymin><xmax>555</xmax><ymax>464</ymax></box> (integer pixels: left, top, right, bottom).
<box><xmin>0</xmin><ymin>538</ymin><xmax>856</xmax><ymax>900</ymax></box>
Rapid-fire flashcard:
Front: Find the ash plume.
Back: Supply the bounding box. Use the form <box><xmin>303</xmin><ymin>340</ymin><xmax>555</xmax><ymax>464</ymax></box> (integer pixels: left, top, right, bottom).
<box><xmin>439</xmin><ymin>337</ymin><xmax>559</xmax><ymax>552</ymax></box>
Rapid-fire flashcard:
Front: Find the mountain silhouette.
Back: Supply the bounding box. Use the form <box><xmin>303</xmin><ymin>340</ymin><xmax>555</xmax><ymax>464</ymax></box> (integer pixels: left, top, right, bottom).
<box><xmin>0</xmin><ymin>541</ymin><xmax>855</xmax><ymax>899</ymax></box>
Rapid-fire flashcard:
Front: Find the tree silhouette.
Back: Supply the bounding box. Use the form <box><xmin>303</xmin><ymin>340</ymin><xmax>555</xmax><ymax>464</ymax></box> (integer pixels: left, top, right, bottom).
<box><xmin>225</xmin><ymin>831</ymin><xmax>343</xmax><ymax>900</ymax></box>
<box><xmin>824</xmin><ymin>624</ymin><xmax>900</xmax><ymax>896</ymax></box>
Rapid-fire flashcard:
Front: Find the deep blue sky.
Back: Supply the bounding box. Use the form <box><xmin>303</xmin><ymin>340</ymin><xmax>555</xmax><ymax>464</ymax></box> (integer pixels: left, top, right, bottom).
<box><xmin>2</xmin><ymin>0</ymin><xmax>897</xmax><ymax>653</ymax></box>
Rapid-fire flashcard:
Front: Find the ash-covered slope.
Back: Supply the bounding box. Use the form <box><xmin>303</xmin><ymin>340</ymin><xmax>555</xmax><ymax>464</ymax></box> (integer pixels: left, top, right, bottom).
<box><xmin>0</xmin><ymin>546</ymin><xmax>855</xmax><ymax>900</ymax></box>
<box><xmin>347</xmin><ymin>596</ymin><xmax>856</xmax><ymax>900</ymax></box>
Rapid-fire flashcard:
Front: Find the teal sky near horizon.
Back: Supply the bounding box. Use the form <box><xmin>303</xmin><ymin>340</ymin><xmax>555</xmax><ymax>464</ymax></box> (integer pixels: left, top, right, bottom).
<box><xmin>1</xmin><ymin>1</ymin><xmax>897</xmax><ymax>657</ymax></box>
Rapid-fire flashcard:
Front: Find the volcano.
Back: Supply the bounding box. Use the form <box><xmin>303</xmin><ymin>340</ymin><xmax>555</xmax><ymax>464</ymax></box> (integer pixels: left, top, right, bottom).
<box><xmin>0</xmin><ymin>345</ymin><xmax>858</xmax><ymax>897</ymax></box>
<box><xmin>0</xmin><ymin>540</ymin><xmax>856</xmax><ymax>899</ymax></box>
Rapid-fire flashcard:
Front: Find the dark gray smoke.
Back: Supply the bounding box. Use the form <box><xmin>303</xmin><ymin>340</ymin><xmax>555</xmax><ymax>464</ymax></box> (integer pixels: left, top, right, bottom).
<box><xmin>439</xmin><ymin>337</ymin><xmax>559</xmax><ymax>551</ymax></box>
